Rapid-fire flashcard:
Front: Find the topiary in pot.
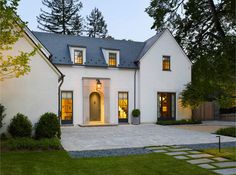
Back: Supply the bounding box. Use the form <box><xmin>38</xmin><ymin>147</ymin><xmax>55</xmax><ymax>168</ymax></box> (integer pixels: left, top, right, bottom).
<box><xmin>8</xmin><ymin>113</ymin><xmax>32</xmax><ymax>137</ymax></box>
<box><xmin>35</xmin><ymin>112</ymin><xmax>61</xmax><ymax>139</ymax></box>
<box><xmin>132</xmin><ymin>109</ymin><xmax>140</xmax><ymax>125</ymax></box>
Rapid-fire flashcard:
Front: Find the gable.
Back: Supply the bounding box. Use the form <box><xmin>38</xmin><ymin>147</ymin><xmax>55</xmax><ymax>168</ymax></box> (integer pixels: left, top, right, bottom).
<box><xmin>138</xmin><ymin>29</ymin><xmax>192</xmax><ymax>66</ymax></box>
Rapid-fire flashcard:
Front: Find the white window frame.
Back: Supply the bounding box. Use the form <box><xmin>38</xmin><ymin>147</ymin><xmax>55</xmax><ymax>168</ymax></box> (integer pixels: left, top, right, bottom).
<box><xmin>69</xmin><ymin>47</ymin><xmax>86</xmax><ymax>65</ymax></box>
<box><xmin>102</xmin><ymin>49</ymin><xmax>120</xmax><ymax>67</ymax></box>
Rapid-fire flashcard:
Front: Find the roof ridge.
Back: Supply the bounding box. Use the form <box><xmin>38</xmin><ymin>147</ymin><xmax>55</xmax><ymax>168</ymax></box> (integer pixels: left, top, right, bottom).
<box><xmin>32</xmin><ymin>31</ymin><xmax>145</xmax><ymax>44</ymax></box>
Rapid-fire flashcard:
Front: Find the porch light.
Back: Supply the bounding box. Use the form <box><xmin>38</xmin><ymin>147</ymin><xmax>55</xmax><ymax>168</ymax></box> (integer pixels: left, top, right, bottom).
<box><xmin>96</xmin><ymin>79</ymin><xmax>102</xmax><ymax>90</ymax></box>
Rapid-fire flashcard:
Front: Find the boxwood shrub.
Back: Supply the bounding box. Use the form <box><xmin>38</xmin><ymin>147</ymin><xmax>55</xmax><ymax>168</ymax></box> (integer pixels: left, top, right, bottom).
<box><xmin>132</xmin><ymin>109</ymin><xmax>140</xmax><ymax>117</ymax></box>
<box><xmin>157</xmin><ymin>119</ymin><xmax>202</xmax><ymax>125</ymax></box>
<box><xmin>8</xmin><ymin>113</ymin><xmax>32</xmax><ymax>137</ymax></box>
<box><xmin>216</xmin><ymin>127</ymin><xmax>236</xmax><ymax>137</ymax></box>
<box><xmin>35</xmin><ymin>112</ymin><xmax>61</xmax><ymax>139</ymax></box>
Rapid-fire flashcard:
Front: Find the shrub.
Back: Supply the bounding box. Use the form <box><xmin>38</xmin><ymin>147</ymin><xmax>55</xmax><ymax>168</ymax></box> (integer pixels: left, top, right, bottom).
<box><xmin>8</xmin><ymin>113</ymin><xmax>32</xmax><ymax>137</ymax></box>
<box><xmin>0</xmin><ymin>104</ymin><xmax>6</xmax><ymax>128</ymax></box>
<box><xmin>0</xmin><ymin>133</ymin><xmax>8</xmax><ymax>140</ymax></box>
<box><xmin>157</xmin><ymin>119</ymin><xmax>202</xmax><ymax>125</ymax></box>
<box><xmin>35</xmin><ymin>112</ymin><xmax>61</xmax><ymax>139</ymax></box>
<box><xmin>6</xmin><ymin>137</ymin><xmax>62</xmax><ymax>150</ymax></box>
<box><xmin>132</xmin><ymin>109</ymin><xmax>140</xmax><ymax>117</ymax></box>
<box><xmin>216</xmin><ymin>127</ymin><xmax>236</xmax><ymax>137</ymax></box>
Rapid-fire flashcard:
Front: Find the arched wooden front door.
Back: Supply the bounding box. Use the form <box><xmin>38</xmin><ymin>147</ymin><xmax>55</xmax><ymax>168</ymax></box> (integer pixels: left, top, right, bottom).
<box><xmin>89</xmin><ymin>92</ymin><xmax>101</xmax><ymax>121</ymax></box>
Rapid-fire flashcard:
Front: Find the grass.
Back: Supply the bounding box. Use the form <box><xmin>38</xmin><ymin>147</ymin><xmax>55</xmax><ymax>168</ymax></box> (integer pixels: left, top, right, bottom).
<box><xmin>1</xmin><ymin>137</ymin><xmax>62</xmax><ymax>151</ymax></box>
<box><xmin>216</xmin><ymin>127</ymin><xmax>236</xmax><ymax>137</ymax></box>
<box><xmin>157</xmin><ymin>119</ymin><xmax>202</xmax><ymax>125</ymax></box>
<box><xmin>201</xmin><ymin>147</ymin><xmax>236</xmax><ymax>161</ymax></box>
<box><xmin>0</xmin><ymin>151</ymin><xmax>218</xmax><ymax>175</ymax></box>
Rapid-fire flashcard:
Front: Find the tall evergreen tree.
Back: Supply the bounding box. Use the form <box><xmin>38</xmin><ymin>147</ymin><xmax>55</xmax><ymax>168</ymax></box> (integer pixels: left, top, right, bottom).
<box><xmin>37</xmin><ymin>0</ymin><xmax>83</xmax><ymax>35</ymax></box>
<box><xmin>85</xmin><ymin>8</ymin><xmax>108</xmax><ymax>38</ymax></box>
<box><xmin>146</xmin><ymin>0</ymin><xmax>236</xmax><ymax>108</ymax></box>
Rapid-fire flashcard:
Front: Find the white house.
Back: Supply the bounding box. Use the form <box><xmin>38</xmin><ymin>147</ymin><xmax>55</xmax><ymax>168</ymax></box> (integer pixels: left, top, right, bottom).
<box><xmin>0</xmin><ymin>27</ymin><xmax>63</xmax><ymax>132</ymax></box>
<box><xmin>31</xmin><ymin>28</ymin><xmax>192</xmax><ymax>126</ymax></box>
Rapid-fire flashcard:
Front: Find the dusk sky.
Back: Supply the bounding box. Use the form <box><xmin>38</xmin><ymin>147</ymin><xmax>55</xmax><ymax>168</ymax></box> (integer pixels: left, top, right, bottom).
<box><xmin>17</xmin><ymin>0</ymin><xmax>156</xmax><ymax>41</ymax></box>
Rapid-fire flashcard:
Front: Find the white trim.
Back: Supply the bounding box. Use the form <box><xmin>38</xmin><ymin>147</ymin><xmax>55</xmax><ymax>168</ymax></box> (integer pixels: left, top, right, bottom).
<box><xmin>23</xmin><ymin>29</ymin><xmax>62</xmax><ymax>77</ymax></box>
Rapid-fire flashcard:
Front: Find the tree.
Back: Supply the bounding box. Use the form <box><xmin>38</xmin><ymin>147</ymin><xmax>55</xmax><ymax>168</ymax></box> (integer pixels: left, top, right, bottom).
<box><xmin>146</xmin><ymin>0</ymin><xmax>236</xmax><ymax>108</ymax></box>
<box><xmin>85</xmin><ymin>8</ymin><xmax>108</xmax><ymax>38</ymax></box>
<box><xmin>0</xmin><ymin>0</ymin><xmax>36</xmax><ymax>81</ymax></box>
<box><xmin>37</xmin><ymin>0</ymin><xmax>84</xmax><ymax>35</ymax></box>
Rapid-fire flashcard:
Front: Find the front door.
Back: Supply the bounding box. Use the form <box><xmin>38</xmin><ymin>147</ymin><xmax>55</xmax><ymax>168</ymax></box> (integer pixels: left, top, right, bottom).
<box><xmin>158</xmin><ymin>92</ymin><xmax>176</xmax><ymax>120</ymax></box>
<box><xmin>90</xmin><ymin>92</ymin><xmax>101</xmax><ymax>121</ymax></box>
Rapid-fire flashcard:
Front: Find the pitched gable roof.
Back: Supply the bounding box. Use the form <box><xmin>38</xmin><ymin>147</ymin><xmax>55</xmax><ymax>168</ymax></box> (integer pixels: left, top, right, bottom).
<box><xmin>33</xmin><ymin>32</ymin><xmax>146</xmax><ymax>69</ymax></box>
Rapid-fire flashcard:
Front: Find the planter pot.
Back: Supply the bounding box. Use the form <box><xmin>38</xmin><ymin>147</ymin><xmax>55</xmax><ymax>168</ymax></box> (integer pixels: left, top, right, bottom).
<box><xmin>132</xmin><ymin>116</ymin><xmax>140</xmax><ymax>125</ymax></box>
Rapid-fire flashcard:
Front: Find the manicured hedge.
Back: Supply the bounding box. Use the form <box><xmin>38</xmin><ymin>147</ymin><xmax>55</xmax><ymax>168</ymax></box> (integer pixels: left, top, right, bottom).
<box><xmin>2</xmin><ymin>137</ymin><xmax>62</xmax><ymax>151</ymax></box>
<box><xmin>8</xmin><ymin>113</ymin><xmax>32</xmax><ymax>137</ymax></box>
<box><xmin>35</xmin><ymin>112</ymin><xmax>61</xmax><ymax>139</ymax></box>
<box><xmin>157</xmin><ymin>119</ymin><xmax>202</xmax><ymax>125</ymax></box>
<box><xmin>216</xmin><ymin>127</ymin><xmax>236</xmax><ymax>137</ymax></box>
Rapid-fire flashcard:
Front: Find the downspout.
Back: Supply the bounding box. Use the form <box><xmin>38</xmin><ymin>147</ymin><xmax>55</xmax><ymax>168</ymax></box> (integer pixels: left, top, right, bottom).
<box><xmin>134</xmin><ymin>69</ymin><xmax>137</xmax><ymax>109</ymax></box>
<box><xmin>134</xmin><ymin>61</ymin><xmax>139</xmax><ymax>109</ymax></box>
<box><xmin>58</xmin><ymin>74</ymin><xmax>65</xmax><ymax>124</ymax></box>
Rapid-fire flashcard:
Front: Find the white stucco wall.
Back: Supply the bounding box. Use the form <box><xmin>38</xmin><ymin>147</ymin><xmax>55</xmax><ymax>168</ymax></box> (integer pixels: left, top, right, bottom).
<box><xmin>0</xmin><ymin>34</ymin><xmax>60</xmax><ymax>132</ymax></box>
<box><xmin>58</xmin><ymin>66</ymin><xmax>135</xmax><ymax>125</ymax></box>
<box><xmin>138</xmin><ymin>30</ymin><xmax>192</xmax><ymax>123</ymax></box>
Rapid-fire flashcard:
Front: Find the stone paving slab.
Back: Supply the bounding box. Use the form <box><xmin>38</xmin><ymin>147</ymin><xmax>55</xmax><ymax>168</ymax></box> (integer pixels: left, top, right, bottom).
<box><xmin>213</xmin><ymin>162</ymin><xmax>236</xmax><ymax>168</ymax></box>
<box><xmin>166</xmin><ymin>152</ymin><xmax>188</xmax><ymax>156</ymax></box>
<box><xmin>188</xmin><ymin>151</ymin><xmax>201</xmax><ymax>154</ymax></box>
<box><xmin>188</xmin><ymin>154</ymin><xmax>213</xmax><ymax>158</ymax></box>
<box><xmin>198</xmin><ymin>164</ymin><xmax>216</xmax><ymax>169</ymax></box>
<box><xmin>212</xmin><ymin>157</ymin><xmax>229</xmax><ymax>162</ymax></box>
<box><xmin>174</xmin><ymin>155</ymin><xmax>189</xmax><ymax>160</ymax></box>
<box><xmin>187</xmin><ymin>158</ymin><xmax>214</xmax><ymax>164</ymax></box>
<box><xmin>168</xmin><ymin>148</ymin><xmax>192</xmax><ymax>152</ymax></box>
<box><xmin>213</xmin><ymin>168</ymin><xmax>236</xmax><ymax>175</ymax></box>
<box><xmin>146</xmin><ymin>146</ymin><xmax>169</xmax><ymax>150</ymax></box>
<box><xmin>153</xmin><ymin>150</ymin><xmax>167</xmax><ymax>153</ymax></box>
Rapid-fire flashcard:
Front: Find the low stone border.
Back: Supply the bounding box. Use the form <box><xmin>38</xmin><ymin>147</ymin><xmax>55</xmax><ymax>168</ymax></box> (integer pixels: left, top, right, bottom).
<box><xmin>69</xmin><ymin>147</ymin><xmax>152</xmax><ymax>158</ymax></box>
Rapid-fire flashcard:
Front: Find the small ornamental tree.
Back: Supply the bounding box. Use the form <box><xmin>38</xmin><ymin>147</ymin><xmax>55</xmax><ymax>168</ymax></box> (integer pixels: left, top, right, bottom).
<box><xmin>0</xmin><ymin>0</ymin><xmax>36</xmax><ymax>81</ymax></box>
<box><xmin>8</xmin><ymin>113</ymin><xmax>32</xmax><ymax>137</ymax></box>
<box><xmin>0</xmin><ymin>104</ymin><xmax>6</xmax><ymax>128</ymax></box>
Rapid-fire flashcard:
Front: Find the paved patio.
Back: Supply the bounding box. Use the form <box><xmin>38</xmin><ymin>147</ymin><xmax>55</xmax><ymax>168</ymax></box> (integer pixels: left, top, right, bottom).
<box><xmin>61</xmin><ymin>124</ymin><xmax>236</xmax><ymax>151</ymax></box>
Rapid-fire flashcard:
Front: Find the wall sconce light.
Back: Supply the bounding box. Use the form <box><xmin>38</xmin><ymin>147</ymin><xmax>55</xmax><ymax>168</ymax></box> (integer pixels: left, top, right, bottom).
<box><xmin>96</xmin><ymin>79</ymin><xmax>102</xmax><ymax>90</ymax></box>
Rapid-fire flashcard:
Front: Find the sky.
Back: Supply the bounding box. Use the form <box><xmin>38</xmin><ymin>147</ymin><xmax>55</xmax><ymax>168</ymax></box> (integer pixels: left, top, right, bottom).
<box><xmin>17</xmin><ymin>0</ymin><xmax>157</xmax><ymax>42</ymax></box>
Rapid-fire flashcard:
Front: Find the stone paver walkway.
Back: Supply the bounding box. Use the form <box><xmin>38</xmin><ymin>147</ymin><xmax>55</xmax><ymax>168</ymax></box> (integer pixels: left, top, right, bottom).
<box><xmin>146</xmin><ymin>145</ymin><xmax>236</xmax><ymax>175</ymax></box>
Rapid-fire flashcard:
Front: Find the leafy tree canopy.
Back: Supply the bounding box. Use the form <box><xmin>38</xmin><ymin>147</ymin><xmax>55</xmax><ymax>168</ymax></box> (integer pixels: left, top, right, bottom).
<box><xmin>0</xmin><ymin>0</ymin><xmax>36</xmax><ymax>81</ymax></box>
<box><xmin>146</xmin><ymin>0</ymin><xmax>236</xmax><ymax>108</ymax></box>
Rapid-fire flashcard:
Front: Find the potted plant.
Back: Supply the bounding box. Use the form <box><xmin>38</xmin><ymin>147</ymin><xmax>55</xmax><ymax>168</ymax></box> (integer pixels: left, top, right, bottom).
<box><xmin>132</xmin><ymin>109</ymin><xmax>140</xmax><ymax>125</ymax></box>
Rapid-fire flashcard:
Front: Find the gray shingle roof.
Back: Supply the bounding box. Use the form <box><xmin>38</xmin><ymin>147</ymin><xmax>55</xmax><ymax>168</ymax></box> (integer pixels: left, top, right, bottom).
<box><xmin>33</xmin><ymin>31</ymin><xmax>163</xmax><ymax>68</ymax></box>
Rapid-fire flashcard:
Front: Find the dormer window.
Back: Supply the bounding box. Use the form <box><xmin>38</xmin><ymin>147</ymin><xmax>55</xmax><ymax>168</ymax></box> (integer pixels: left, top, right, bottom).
<box><xmin>108</xmin><ymin>53</ymin><xmax>117</xmax><ymax>67</ymax></box>
<box><xmin>74</xmin><ymin>50</ymin><xmax>83</xmax><ymax>65</ymax></box>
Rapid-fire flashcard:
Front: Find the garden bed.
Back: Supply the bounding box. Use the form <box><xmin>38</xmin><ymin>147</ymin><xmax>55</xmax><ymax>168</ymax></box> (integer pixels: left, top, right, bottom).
<box><xmin>216</xmin><ymin>127</ymin><xmax>236</xmax><ymax>137</ymax></box>
<box><xmin>157</xmin><ymin>119</ymin><xmax>202</xmax><ymax>125</ymax></box>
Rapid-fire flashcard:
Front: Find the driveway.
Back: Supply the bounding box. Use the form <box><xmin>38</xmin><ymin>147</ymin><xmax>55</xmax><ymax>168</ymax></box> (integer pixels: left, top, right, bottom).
<box><xmin>61</xmin><ymin>124</ymin><xmax>236</xmax><ymax>151</ymax></box>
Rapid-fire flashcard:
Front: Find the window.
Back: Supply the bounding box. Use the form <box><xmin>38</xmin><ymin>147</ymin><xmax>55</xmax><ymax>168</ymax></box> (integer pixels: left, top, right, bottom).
<box><xmin>109</xmin><ymin>53</ymin><xmax>117</xmax><ymax>67</ymax></box>
<box><xmin>162</xmin><ymin>56</ymin><xmax>170</xmax><ymax>71</ymax></box>
<box><xmin>61</xmin><ymin>91</ymin><xmax>73</xmax><ymax>124</ymax></box>
<box><xmin>74</xmin><ymin>50</ymin><xmax>83</xmax><ymax>65</ymax></box>
<box><xmin>157</xmin><ymin>92</ymin><xmax>176</xmax><ymax>120</ymax></box>
<box><xmin>118</xmin><ymin>92</ymin><xmax>128</xmax><ymax>123</ymax></box>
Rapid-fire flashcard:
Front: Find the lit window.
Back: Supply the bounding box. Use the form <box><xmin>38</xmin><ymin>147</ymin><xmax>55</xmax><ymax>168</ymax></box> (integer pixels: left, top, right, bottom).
<box><xmin>108</xmin><ymin>53</ymin><xmax>117</xmax><ymax>67</ymax></box>
<box><xmin>118</xmin><ymin>92</ymin><xmax>128</xmax><ymax>122</ymax></box>
<box><xmin>74</xmin><ymin>50</ymin><xmax>83</xmax><ymax>65</ymax></box>
<box><xmin>163</xmin><ymin>56</ymin><xmax>170</xmax><ymax>71</ymax></box>
<box><xmin>61</xmin><ymin>91</ymin><xmax>73</xmax><ymax>124</ymax></box>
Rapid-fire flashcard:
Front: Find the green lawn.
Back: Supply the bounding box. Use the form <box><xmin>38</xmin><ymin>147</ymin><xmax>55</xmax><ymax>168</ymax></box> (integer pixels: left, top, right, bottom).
<box><xmin>201</xmin><ymin>147</ymin><xmax>236</xmax><ymax>161</ymax></box>
<box><xmin>0</xmin><ymin>151</ymin><xmax>218</xmax><ymax>175</ymax></box>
